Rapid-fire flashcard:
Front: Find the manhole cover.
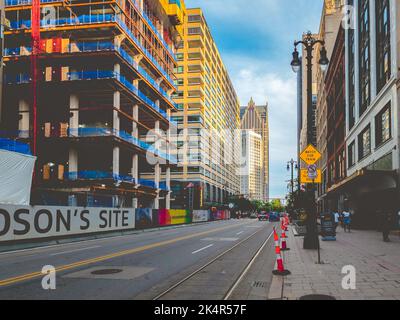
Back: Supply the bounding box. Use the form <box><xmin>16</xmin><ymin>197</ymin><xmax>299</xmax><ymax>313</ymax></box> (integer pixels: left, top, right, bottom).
<box><xmin>299</xmin><ymin>294</ymin><xmax>336</xmax><ymax>300</ymax></box>
<box><xmin>251</xmin><ymin>281</ymin><xmax>267</xmax><ymax>288</ymax></box>
<box><xmin>91</xmin><ymin>269</ymin><xmax>123</xmax><ymax>275</ymax></box>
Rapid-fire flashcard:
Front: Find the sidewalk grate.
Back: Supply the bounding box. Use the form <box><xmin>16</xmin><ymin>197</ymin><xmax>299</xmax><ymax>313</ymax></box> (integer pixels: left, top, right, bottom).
<box><xmin>251</xmin><ymin>281</ymin><xmax>268</xmax><ymax>288</ymax></box>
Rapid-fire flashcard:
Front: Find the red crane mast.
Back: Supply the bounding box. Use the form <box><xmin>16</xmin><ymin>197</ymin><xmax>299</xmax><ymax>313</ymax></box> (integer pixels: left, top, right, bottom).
<box><xmin>31</xmin><ymin>0</ymin><xmax>40</xmax><ymax>157</ymax></box>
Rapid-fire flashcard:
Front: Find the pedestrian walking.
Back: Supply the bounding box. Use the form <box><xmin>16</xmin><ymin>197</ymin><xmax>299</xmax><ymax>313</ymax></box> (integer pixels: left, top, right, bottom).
<box><xmin>342</xmin><ymin>210</ymin><xmax>351</xmax><ymax>233</ymax></box>
<box><xmin>333</xmin><ymin>210</ymin><xmax>340</xmax><ymax>232</ymax></box>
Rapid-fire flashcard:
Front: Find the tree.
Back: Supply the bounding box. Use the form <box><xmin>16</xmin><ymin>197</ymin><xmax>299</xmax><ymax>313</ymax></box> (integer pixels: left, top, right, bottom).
<box><xmin>270</xmin><ymin>199</ymin><xmax>284</xmax><ymax>213</ymax></box>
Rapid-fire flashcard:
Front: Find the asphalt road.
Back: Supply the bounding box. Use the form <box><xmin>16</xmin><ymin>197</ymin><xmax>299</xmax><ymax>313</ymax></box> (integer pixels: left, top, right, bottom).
<box><xmin>0</xmin><ymin>219</ymin><xmax>277</xmax><ymax>300</ymax></box>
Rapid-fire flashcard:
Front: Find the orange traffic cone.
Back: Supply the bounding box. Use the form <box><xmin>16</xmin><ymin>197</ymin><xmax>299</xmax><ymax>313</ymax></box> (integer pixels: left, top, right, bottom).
<box><xmin>272</xmin><ymin>227</ymin><xmax>291</xmax><ymax>276</ymax></box>
<box><xmin>280</xmin><ymin>228</ymin><xmax>290</xmax><ymax>251</ymax></box>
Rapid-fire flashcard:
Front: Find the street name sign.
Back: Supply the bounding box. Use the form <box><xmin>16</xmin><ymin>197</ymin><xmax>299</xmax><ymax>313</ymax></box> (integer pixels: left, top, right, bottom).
<box><xmin>300</xmin><ymin>145</ymin><xmax>322</xmax><ymax>165</ymax></box>
<box><xmin>307</xmin><ymin>164</ymin><xmax>318</xmax><ymax>179</ymax></box>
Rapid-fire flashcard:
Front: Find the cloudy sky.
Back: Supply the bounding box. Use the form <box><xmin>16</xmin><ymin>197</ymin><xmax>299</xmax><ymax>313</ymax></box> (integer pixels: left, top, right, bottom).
<box><xmin>185</xmin><ymin>0</ymin><xmax>324</xmax><ymax>199</ymax></box>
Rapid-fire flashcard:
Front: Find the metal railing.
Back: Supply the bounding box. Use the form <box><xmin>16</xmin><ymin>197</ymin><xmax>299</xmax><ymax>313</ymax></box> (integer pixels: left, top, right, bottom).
<box><xmin>65</xmin><ymin>171</ymin><xmax>136</xmax><ymax>184</ymax></box>
<box><xmin>67</xmin><ymin>127</ymin><xmax>177</xmax><ymax>164</ymax></box>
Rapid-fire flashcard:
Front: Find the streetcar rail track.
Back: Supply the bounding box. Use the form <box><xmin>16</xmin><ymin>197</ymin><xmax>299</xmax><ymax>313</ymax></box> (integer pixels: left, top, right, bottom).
<box><xmin>153</xmin><ymin>225</ymin><xmax>274</xmax><ymax>300</ymax></box>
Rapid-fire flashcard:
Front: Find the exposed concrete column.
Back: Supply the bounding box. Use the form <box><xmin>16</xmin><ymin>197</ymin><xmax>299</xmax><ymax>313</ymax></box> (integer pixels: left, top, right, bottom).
<box><xmin>132</xmin><ymin>154</ymin><xmax>139</xmax><ymax>182</ymax></box>
<box><xmin>68</xmin><ymin>148</ymin><xmax>78</xmax><ymax>180</ymax></box>
<box><xmin>166</xmin><ymin>166</ymin><xmax>171</xmax><ymax>209</ymax></box>
<box><xmin>113</xmin><ymin>79</ymin><xmax>121</xmax><ymax>177</ymax></box>
<box><xmin>132</xmin><ymin>198</ymin><xmax>138</xmax><ymax>209</ymax></box>
<box><xmin>18</xmin><ymin>99</ymin><xmax>29</xmax><ymax>138</ymax></box>
<box><xmin>152</xmin><ymin>161</ymin><xmax>161</xmax><ymax>210</ymax></box>
<box><xmin>155</xmin><ymin>162</ymin><xmax>160</xmax><ymax>189</ymax></box>
<box><xmin>166</xmin><ymin>108</ymin><xmax>171</xmax><ymax>156</ymax></box>
<box><xmin>69</xmin><ymin>94</ymin><xmax>79</xmax><ymax>137</ymax></box>
<box><xmin>132</xmin><ymin>104</ymin><xmax>139</xmax><ymax>138</ymax></box>
<box><xmin>154</xmin><ymin>119</ymin><xmax>161</xmax><ymax>159</ymax></box>
<box><xmin>131</xmin><ymin>103</ymin><xmax>139</xmax><ymax>208</ymax></box>
<box><xmin>113</xmin><ymin>91</ymin><xmax>120</xmax><ymax>132</ymax></box>
<box><xmin>67</xmin><ymin>94</ymin><xmax>79</xmax><ymax>180</ymax></box>
<box><xmin>113</xmin><ymin>146</ymin><xmax>120</xmax><ymax>178</ymax></box>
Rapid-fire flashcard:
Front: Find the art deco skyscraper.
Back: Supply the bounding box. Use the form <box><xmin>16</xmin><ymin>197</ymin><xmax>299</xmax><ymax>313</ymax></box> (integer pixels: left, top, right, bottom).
<box><xmin>240</xmin><ymin>98</ymin><xmax>270</xmax><ymax>201</ymax></box>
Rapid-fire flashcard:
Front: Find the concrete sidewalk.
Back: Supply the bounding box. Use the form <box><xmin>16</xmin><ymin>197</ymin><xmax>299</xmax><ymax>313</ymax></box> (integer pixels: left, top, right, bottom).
<box><xmin>268</xmin><ymin>226</ymin><xmax>400</xmax><ymax>300</ymax></box>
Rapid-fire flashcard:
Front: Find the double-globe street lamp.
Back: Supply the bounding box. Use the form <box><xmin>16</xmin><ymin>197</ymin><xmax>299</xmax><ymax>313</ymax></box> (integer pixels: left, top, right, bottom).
<box><xmin>287</xmin><ymin>159</ymin><xmax>298</xmax><ymax>195</ymax></box>
<box><xmin>290</xmin><ymin>31</ymin><xmax>329</xmax><ymax>250</ymax></box>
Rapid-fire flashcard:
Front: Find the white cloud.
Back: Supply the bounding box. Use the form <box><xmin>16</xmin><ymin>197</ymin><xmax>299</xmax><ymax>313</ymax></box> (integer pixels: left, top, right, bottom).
<box><xmin>224</xmin><ymin>54</ymin><xmax>297</xmax><ymax>198</ymax></box>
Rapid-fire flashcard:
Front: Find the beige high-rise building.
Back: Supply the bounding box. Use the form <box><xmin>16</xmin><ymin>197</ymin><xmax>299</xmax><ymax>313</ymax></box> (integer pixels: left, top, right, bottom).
<box><xmin>167</xmin><ymin>8</ymin><xmax>241</xmax><ymax>209</ymax></box>
<box><xmin>240</xmin><ymin>98</ymin><xmax>270</xmax><ymax>201</ymax></box>
<box><xmin>240</xmin><ymin>130</ymin><xmax>263</xmax><ymax>201</ymax></box>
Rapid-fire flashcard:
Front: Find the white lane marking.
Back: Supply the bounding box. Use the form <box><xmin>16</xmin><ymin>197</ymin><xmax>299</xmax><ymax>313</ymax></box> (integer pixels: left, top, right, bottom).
<box><xmin>50</xmin><ymin>246</ymin><xmax>101</xmax><ymax>256</ymax></box>
<box><xmin>236</xmin><ymin>231</ymin><xmax>244</xmax><ymax>235</ymax></box>
<box><xmin>192</xmin><ymin>244</ymin><xmax>214</xmax><ymax>254</ymax></box>
<box><xmin>201</xmin><ymin>238</ymin><xmax>239</xmax><ymax>242</ymax></box>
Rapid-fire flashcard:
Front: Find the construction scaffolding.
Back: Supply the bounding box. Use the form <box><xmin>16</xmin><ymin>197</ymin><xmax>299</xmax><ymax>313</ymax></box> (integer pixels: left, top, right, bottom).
<box><xmin>2</xmin><ymin>0</ymin><xmax>186</xmax><ymax>209</ymax></box>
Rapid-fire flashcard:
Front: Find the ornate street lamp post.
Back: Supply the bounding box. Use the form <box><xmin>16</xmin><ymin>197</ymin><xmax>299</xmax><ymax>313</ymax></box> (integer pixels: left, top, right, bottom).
<box><xmin>287</xmin><ymin>159</ymin><xmax>298</xmax><ymax>195</ymax></box>
<box><xmin>290</xmin><ymin>31</ymin><xmax>329</xmax><ymax>250</ymax></box>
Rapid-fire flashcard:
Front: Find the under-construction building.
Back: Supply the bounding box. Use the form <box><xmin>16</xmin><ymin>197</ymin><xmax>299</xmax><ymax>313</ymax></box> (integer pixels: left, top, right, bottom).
<box><xmin>1</xmin><ymin>0</ymin><xmax>186</xmax><ymax>209</ymax></box>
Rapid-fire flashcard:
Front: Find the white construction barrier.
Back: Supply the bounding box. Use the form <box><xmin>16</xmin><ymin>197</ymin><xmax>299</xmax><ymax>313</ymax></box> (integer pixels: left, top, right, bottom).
<box><xmin>0</xmin><ymin>149</ymin><xmax>36</xmax><ymax>205</ymax></box>
<box><xmin>0</xmin><ymin>205</ymin><xmax>135</xmax><ymax>242</ymax></box>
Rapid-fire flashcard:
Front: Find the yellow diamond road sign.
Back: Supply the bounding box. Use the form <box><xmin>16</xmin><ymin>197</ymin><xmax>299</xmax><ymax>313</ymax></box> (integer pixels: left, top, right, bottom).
<box><xmin>300</xmin><ymin>145</ymin><xmax>322</xmax><ymax>165</ymax></box>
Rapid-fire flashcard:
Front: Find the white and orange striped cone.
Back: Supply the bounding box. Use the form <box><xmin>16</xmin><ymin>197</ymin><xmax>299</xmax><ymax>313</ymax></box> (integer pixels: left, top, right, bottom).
<box><xmin>284</xmin><ymin>216</ymin><xmax>290</xmax><ymax>231</ymax></box>
<box><xmin>272</xmin><ymin>227</ymin><xmax>291</xmax><ymax>276</ymax></box>
<box><xmin>280</xmin><ymin>217</ymin><xmax>288</xmax><ymax>232</ymax></box>
<box><xmin>280</xmin><ymin>228</ymin><xmax>290</xmax><ymax>251</ymax></box>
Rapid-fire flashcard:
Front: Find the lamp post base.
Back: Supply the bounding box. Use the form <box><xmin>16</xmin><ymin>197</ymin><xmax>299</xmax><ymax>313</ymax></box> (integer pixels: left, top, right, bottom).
<box><xmin>303</xmin><ymin>233</ymin><xmax>319</xmax><ymax>250</ymax></box>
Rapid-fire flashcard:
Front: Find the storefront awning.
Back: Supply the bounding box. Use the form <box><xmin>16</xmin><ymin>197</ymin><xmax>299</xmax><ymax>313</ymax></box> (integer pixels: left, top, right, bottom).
<box><xmin>327</xmin><ymin>169</ymin><xmax>398</xmax><ymax>197</ymax></box>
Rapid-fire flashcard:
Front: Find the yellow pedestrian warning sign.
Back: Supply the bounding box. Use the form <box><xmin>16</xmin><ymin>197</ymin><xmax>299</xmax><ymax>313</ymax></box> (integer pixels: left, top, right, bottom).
<box><xmin>300</xmin><ymin>145</ymin><xmax>322</xmax><ymax>165</ymax></box>
<box><xmin>300</xmin><ymin>169</ymin><xmax>322</xmax><ymax>184</ymax></box>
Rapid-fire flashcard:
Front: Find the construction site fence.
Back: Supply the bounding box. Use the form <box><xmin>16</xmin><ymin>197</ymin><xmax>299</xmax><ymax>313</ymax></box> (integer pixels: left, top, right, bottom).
<box><xmin>0</xmin><ymin>205</ymin><xmax>230</xmax><ymax>244</ymax></box>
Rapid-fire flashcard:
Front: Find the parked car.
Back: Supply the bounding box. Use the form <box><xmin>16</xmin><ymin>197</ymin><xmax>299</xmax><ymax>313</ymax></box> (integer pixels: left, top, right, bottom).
<box><xmin>269</xmin><ymin>212</ymin><xmax>280</xmax><ymax>222</ymax></box>
<box><xmin>258</xmin><ymin>212</ymin><xmax>269</xmax><ymax>221</ymax></box>
<box><xmin>249</xmin><ymin>212</ymin><xmax>258</xmax><ymax>219</ymax></box>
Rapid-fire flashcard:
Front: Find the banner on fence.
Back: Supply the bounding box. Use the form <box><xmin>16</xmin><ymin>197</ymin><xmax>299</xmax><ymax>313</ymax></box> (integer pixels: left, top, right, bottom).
<box><xmin>169</xmin><ymin>210</ymin><xmax>191</xmax><ymax>225</ymax></box>
<box><xmin>192</xmin><ymin>210</ymin><xmax>209</xmax><ymax>223</ymax></box>
<box><xmin>135</xmin><ymin>208</ymin><xmax>153</xmax><ymax>229</ymax></box>
<box><xmin>0</xmin><ymin>205</ymin><xmax>135</xmax><ymax>242</ymax></box>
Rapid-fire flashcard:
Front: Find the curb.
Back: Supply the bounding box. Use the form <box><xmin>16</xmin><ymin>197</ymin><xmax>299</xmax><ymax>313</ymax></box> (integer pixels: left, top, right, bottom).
<box><xmin>292</xmin><ymin>226</ymin><xmax>299</xmax><ymax>237</ymax></box>
<box><xmin>268</xmin><ymin>261</ymin><xmax>284</xmax><ymax>300</ymax></box>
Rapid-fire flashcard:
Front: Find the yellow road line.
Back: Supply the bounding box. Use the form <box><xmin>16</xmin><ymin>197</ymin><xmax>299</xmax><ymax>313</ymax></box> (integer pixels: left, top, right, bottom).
<box><xmin>0</xmin><ymin>221</ymin><xmax>252</xmax><ymax>287</ymax></box>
